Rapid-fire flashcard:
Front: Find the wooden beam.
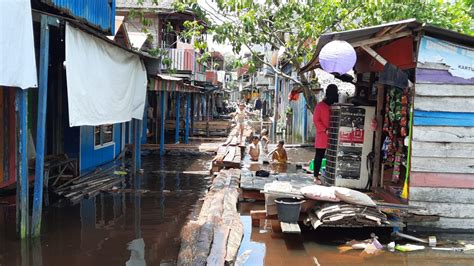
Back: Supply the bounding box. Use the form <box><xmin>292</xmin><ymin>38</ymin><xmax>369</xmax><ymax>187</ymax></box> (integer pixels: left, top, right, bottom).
<box><xmin>351</xmin><ymin>31</ymin><xmax>412</xmax><ymax>48</ymax></box>
<box><xmin>160</xmin><ymin>91</ymin><xmax>166</xmax><ymax>156</ymax></box>
<box><xmin>374</xmin><ymin>27</ymin><xmax>391</xmax><ymax>37</ymax></box>
<box><xmin>360</xmin><ymin>45</ymin><xmax>388</xmax><ymax>66</ymax></box>
<box><xmin>185</xmin><ymin>93</ymin><xmax>190</xmax><ymax>144</ymax></box>
<box><xmin>175</xmin><ymin>92</ymin><xmax>181</xmax><ymax>143</ymax></box>
<box><xmin>17</xmin><ymin>88</ymin><xmax>29</xmax><ymax>238</ymax></box>
<box><xmin>32</xmin><ymin>15</ymin><xmax>50</xmax><ymax>237</ymax></box>
<box><xmin>372</xmin><ymin>84</ymin><xmax>384</xmax><ymax>189</ymax></box>
<box><xmin>387</xmin><ymin>24</ymin><xmax>408</xmax><ymax>35</ymax></box>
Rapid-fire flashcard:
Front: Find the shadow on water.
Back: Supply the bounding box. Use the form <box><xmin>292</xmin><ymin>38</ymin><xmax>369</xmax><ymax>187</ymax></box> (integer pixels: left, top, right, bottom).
<box><xmin>0</xmin><ymin>153</ymin><xmax>211</xmax><ymax>266</ymax></box>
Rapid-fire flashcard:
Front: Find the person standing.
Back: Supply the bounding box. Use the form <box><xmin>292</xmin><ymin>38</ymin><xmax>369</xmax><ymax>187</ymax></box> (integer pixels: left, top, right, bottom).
<box><xmin>313</xmin><ymin>84</ymin><xmax>339</xmax><ymax>179</ymax></box>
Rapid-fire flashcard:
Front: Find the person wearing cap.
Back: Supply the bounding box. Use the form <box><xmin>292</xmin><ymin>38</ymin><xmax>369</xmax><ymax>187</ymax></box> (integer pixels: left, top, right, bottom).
<box><xmin>313</xmin><ymin>84</ymin><xmax>339</xmax><ymax>179</ymax></box>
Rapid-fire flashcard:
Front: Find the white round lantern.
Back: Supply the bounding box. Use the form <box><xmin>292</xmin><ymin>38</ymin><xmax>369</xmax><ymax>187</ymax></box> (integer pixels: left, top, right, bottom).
<box><xmin>319</xmin><ymin>40</ymin><xmax>356</xmax><ymax>75</ymax></box>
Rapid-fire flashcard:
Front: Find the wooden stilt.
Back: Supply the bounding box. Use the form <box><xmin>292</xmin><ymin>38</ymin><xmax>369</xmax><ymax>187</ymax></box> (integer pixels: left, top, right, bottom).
<box><xmin>17</xmin><ymin>88</ymin><xmax>29</xmax><ymax>239</ymax></box>
<box><xmin>160</xmin><ymin>91</ymin><xmax>166</xmax><ymax>156</ymax></box>
<box><xmin>185</xmin><ymin>93</ymin><xmax>190</xmax><ymax>144</ymax></box>
<box><xmin>175</xmin><ymin>92</ymin><xmax>180</xmax><ymax>143</ymax></box>
<box><xmin>135</xmin><ymin>119</ymin><xmax>142</xmax><ymax>170</ymax></box>
<box><xmin>32</xmin><ymin>15</ymin><xmax>50</xmax><ymax>237</ymax></box>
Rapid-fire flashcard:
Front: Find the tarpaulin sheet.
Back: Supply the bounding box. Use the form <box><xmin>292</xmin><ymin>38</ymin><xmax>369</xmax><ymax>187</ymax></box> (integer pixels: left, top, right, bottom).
<box><xmin>0</xmin><ymin>0</ymin><xmax>37</xmax><ymax>89</ymax></box>
<box><xmin>66</xmin><ymin>23</ymin><xmax>147</xmax><ymax>126</ymax></box>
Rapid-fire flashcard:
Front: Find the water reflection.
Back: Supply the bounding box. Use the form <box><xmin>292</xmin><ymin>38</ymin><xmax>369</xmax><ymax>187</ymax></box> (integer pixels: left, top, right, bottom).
<box><xmin>0</xmin><ymin>154</ymin><xmax>210</xmax><ymax>266</ymax></box>
<box><xmin>126</xmin><ymin>238</ymin><xmax>146</xmax><ymax>266</ymax></box>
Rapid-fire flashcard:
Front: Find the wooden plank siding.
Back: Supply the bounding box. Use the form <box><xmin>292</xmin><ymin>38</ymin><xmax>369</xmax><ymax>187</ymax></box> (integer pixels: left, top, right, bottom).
<box><xmin>412</xmin><ymin>126</ymin><xmax>474</xmax><ymax>143</ymax></box>
<box><xmin>415</xmin><ymin>68</ymin><xmax>474</xmax><ymax>85</ymax></box>
<box><xmin>415</xmin><ymin>83</ymin><xmax>474</xmax><ymax>97</ymax></box>
<box><xmin>414</xmin><ymin>96</ymin><xmax>474</xmax><ymax>113</ymax></box>
<box><xmin>408</xmin><ymin>35</ymin><xmax>474</xmax><ymax>230</ymax></box>
<box><xmin>409</xmin><ymin>201</ymin><xmax>474</xmax><ymax>218</ymax></box>
<box><xmin>414</xmin><ymin>111</ymin><xmax>474</xmax><ymax>127</ymax></box>
<box><xmin>409</xmin><ymin>187</ymin><xmax>474</xmax><ymax>204</ymax></box>
<box><xmin>410</xmin><ymin>172</ymin><xmax>474</xmax><ymax>188</ymax></box>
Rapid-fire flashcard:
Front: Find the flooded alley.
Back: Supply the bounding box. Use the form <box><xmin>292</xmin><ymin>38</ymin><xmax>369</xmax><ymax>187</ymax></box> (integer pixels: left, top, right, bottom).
<box><xmin>0</xmin><ymin>154</ymin><xmax>210</xmax><ymax>265</ymax></box>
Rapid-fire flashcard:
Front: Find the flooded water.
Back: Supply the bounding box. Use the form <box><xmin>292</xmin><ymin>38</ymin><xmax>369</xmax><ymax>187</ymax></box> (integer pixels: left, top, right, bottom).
<box><xmin>0</xmin><ymin>154</ymin><xmax>210</xmax><ymax>266</ymax></box>
<box><xmin>238</xmin><ymin>202</ymin><xmax>474</xmax><ymax>266</ymax></box>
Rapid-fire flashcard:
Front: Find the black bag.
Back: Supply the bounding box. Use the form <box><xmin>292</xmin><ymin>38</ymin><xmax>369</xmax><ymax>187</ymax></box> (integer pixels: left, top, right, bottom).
<box><xmin>255</xmin><ymin>170</ymin><xmax>270</xmax><ymax>177</ymax></box>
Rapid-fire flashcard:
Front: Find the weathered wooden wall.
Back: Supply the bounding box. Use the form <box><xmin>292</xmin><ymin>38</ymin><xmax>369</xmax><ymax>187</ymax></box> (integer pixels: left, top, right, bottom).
<box><xmin>409</xmin><ymin>36</ymin><xmax>474</xmax><ymax>231</ymax></box>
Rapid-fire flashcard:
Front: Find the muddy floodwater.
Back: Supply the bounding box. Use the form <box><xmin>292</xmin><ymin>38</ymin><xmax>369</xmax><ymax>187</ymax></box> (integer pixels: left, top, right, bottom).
<box><xmin>0</xmin><ymin>153</ymin><xmax>210</xmax><ymax>266</ymax></box>
<box><xmin>2</xmin><ymin>148</ymin><xmax>474</xmax><ymax>266</ymax></box>
<box><xmin>238</xmin><ymin>203</ymin><xmax>474</xmax><ymax>266</ymax></box>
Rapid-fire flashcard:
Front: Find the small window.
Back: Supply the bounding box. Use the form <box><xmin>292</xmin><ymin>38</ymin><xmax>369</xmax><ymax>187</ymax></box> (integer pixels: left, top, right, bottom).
<box><xmin>94</xmin><ymin>124</ymin><xmax>114</xmax><ymax>147</ymax></box>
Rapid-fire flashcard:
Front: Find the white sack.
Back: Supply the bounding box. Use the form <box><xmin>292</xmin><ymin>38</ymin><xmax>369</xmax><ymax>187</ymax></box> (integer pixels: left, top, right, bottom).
<box><xmin>300</xmin><ymin>185</ymin><xmax>340</xmax><ymax>202</ymax></box>
<box><xmin>334</xmin><ymin>187</ymin><xmax>376</xmax><ymax>207</ymax></box>
<box><xmin>0</xmin><ymin>0</ymin><xmax>37</xmax><ymax>89</ymax></box>
<box><xmin>65</xmin><ymin>23</ymin><xmax>147</xmax><ymax>126</ymax></box>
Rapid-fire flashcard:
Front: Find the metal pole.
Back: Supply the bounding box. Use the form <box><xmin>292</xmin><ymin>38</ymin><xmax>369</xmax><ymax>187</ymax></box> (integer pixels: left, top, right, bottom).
<box><xmin>160</xmin><ymin>91</ymin><xmax>166</xmax><ymax>156</ymax></box>
<box><xmin>18</xmin><ymin>88</ymin><xmax>28</xmax><ymax>238</ymax></box>
<box><xmin>32</xmin><ymin>15</ymin><xmax>50</xmax><ymax>237</ymax></box>
<box><xmin>175</xmin><ymin>92</ymin><xmax>180</xmax><ymax>143</ymax></box>
<box><xmin>185</xmin><ymin>93</ymin><xmax>190</xmax><ymax>144</ymax></box>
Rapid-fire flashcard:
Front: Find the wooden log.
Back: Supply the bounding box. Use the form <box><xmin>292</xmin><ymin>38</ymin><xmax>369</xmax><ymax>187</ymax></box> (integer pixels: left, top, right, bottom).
<box><xmin>206</xmin><ymin>223</ymin><xmax>230</xmax><ymax>266</ymax></box>
<box><xmin>194</xmin><ymin>222</ymin><xmax>214</xmax><ymax>265</ymax></box>
<box><xmin>225</xmin><ymin>217</ymin><xmax>243</xmax><ymax>264</ymax></box>
<box><xmin>177</xmin><ymin>221</ymin><xmax>201</xmax><ymax>266</ymax></box>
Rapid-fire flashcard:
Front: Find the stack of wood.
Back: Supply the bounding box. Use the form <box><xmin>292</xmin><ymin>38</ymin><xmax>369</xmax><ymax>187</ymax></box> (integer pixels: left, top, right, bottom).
<box><xmin>306</xmin><ymin>203</ymin><xmax>391</xmax><ymax>229</ymax></box>
<box><xmin>212</xmin><ymin>125</ymin><xmax>252</xmax><ymax>172</ymax></box>
<box><xmin>178</xmin><ymin>169</ymin><xmax>243</xmax><ymax>266</ymax></box>
<box><xmin>52</xmin><ymin>164</ymin><xmax>127</xmax><ymax>204</ymax></box>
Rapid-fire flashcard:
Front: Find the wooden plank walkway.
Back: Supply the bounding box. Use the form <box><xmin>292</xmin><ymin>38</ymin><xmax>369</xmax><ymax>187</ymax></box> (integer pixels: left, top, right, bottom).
<box><xmin>141</xmin><ymin>143</ymin><xmax>222</xmax><ymax>153</ymax></box>
<box><xmin>212</xmin><ymin>125</ymin><xmax>252</xmax><ymax>172</ymax></box>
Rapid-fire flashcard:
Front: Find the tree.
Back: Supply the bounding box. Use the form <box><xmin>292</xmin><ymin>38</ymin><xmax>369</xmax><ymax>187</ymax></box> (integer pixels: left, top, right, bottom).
<box><xmin>180</xmin><ymin>0</ymin><xmax>473</xmax><ymax>111</ymax></box>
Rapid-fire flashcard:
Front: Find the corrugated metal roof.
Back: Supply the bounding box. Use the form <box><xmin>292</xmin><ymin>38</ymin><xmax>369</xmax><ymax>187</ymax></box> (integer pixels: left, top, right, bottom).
<box><xmin>40</xmin><ymin>0</ymin><xmax>115</xmax><ymax>34</ymax></box>
<box><xmin>301</xmin><ymin>19</ymin><xmax>474</xmax><ymax>73</ymax></box>
<box><xmin>313</xmin><ymin>19</ymin><xmax>420</xmax><ymax>60</ymax></box>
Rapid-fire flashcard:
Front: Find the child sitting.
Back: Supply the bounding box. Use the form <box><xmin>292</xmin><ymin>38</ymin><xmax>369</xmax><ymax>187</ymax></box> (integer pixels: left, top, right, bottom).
<box><xmin>271</xmin><ymin>140</ymin><xmax>288</xmax><ymax>164</ymax></box>
<box><xmin>248</xmin><ymin>136</ymin><xmax>260</xmax><ymax>161</ymax></box>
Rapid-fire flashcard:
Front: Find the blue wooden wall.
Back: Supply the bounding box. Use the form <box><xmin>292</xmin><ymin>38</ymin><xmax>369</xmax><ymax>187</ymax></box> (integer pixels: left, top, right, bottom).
<box><xmin>79</xmin><ymin>123</ymin><xmax>122</xmax><ymax>173</ymax></box>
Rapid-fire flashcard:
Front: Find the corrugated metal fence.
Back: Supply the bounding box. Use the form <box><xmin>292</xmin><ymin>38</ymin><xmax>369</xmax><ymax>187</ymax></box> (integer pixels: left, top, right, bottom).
<box><xmin>41</xmin><ymin>0</ymin><xmax>115</xmax><ymax>34</ymax></box>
